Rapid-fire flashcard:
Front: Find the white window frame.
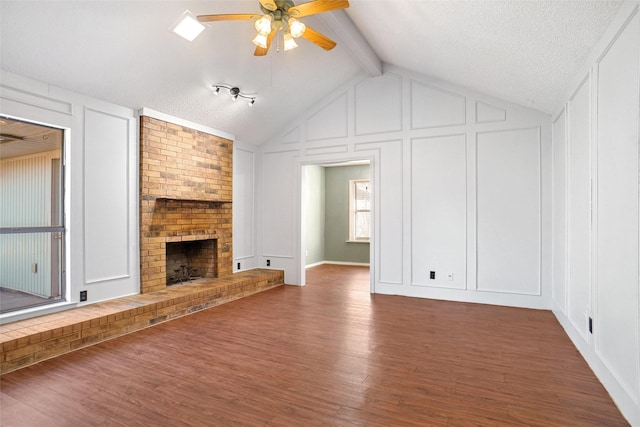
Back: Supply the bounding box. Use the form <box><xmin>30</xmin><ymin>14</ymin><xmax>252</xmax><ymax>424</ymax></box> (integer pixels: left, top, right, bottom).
<box><xmin>348</xmin><ymin>179</ymin><xmax>370</xmax><ymax>243</ymax></box>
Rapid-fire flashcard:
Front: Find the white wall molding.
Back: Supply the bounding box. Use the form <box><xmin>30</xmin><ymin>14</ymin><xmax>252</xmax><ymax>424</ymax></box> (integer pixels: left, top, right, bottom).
<box><xmin>138</xmin><ymin>107</ymin><xmax>235</xmax><ymax>141</ymax></box>
<box><xmin>257</xmin><ymin>64</ymin><xmax>551</xmax><ymax>309</ymax></box>
<box><xmin>551</xmin><ymin>3</ymin><xmax>640</xmax><ymax>424</ymax></box>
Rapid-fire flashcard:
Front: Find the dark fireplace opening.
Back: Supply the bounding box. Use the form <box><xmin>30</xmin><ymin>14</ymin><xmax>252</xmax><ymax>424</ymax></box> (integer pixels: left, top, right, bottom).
<box><xmin>166</xmin><ymin>239</ymin><xmax>217</xmax><ymax>286</ymax></box>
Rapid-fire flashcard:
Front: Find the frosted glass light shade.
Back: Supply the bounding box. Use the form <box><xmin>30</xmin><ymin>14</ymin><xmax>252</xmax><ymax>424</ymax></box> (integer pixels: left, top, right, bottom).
<box><xmin>170</xmin><ymin>10</ymin><xmax>205</xmax><ymax>41</ymax></box>
<box><xmin>288</xmin><ymin>18</ymin><xmax>306</xmax><ymax>38</ymax></box>
<box><xmin>254</xmin><ymin>15</ymin><xmax>272</xmax><ymax>35</ymax></box>
<box><xmin>284</xmin><ymin>32</ymin><xmax>298</xmax><ymax>51</ymax></box>
<box><xmin>252</xmin><ymin>33</ymin><xmax>268</xmax><ymax>48</ymax></box>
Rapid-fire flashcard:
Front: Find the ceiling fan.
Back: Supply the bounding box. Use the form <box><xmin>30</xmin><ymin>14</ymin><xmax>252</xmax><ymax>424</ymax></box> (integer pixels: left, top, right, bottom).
<box><xmin>197</xmin><ymin>0</ymin><xmax>350</xmax><ymax>56</ymax></box>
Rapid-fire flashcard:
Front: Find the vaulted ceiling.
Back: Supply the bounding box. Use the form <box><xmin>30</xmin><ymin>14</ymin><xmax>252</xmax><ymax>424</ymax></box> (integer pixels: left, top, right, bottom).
<box><xmin>0</xmin><ymin>1</ymin><xmax>623</xmax><ymax>144</ymax></box>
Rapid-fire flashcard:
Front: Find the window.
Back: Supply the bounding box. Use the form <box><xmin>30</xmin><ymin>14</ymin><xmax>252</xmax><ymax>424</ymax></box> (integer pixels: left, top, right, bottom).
<box><xmin>348</xmin><ymin>179</ymin><xmax>370</xmax><ymax>242</ymax></box>
<box><xmin>0</xmin><ymin>117</ymin><xmax>65</xmax><ymax>313</ymax></box>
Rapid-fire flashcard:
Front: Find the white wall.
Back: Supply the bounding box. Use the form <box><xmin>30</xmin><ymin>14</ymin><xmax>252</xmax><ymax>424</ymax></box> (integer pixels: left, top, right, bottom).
<box><xmin>256</xmin><ymin>65</ymin><xmax>552</xmax><ymax>309</ymax></box>
<box><xmin>0</xmin><ymin>70</ymin><xmax>139</xmax><ymax>319</ymax></box>
<box><xmin>552</xmin><ymin>2</ymin><xmax>640</xmax><ymax>425</ymax></box>
<box><xmin>233</xmin><ymin>141</ymin><xmax>257</xmax><ymax>272</ymax></box>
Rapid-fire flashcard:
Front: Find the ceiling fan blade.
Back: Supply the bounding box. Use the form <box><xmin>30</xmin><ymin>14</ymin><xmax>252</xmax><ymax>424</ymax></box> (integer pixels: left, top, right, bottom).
<box><xmin>258</xmin><ymin>0</ymin><xmax>278</xmax><ymax>11</ymax></box>
<box><xmin>301</xmin><ymin>26</ymin><xmax>337</xmax><ymax>51</ymax></box>
<box><xmin>254</xmin><ymin>29</ymin><xmax>278</xmax><ymax>56</ymax></box>
<box><xmin>288</xmin><ymin>0</ymin><xmax>349</xmax><ymax>18</ymax></box>
<box><xmin>197</xmin><ymin>14</ymin><xmax>258</xmax><ymax>22</ymax></box>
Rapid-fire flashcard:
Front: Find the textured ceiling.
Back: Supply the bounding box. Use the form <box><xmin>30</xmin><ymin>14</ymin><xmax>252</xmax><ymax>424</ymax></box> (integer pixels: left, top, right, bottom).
<box><xmin>0</xmin><ymin>1</ymin><xmax>623</xmax><ymax>144</ymax></box>
<box><xmin>345</xmin><ymin>0</ymin><xmax>622</xmax><ymax>113</ymax></box>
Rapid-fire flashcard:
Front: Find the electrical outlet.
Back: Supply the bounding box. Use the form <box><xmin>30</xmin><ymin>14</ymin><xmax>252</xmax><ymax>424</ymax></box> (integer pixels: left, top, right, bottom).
<box><xmin>80</xmin><ymin>290</ymin><xmax>87</xmax><ymax>302</ymax></box>
<box><xmin>430</xmin><ymin>271</ymin><xmax>435</xmax><ymax>280</ymax></box>
<box><xmin>266</xmin><ymin>259</ymin><xmax>271</xmax><ymax>267</ymax></box>
<box><xmin>447</xmin><ymin>273</ymin><xmax>453</xmax><ymax>281</ymax></box>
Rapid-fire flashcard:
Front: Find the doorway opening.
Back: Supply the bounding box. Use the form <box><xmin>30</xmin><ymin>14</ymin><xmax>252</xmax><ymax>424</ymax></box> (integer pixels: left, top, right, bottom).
<box><xmin>0</xmin><ymin>116</ymin><xmax>65</xmax><ymax>313</ymax></box>
<box><xmin>301</xmin><ymin>160</ymin><xmax>372</xmax><ymax>290</ymax></box>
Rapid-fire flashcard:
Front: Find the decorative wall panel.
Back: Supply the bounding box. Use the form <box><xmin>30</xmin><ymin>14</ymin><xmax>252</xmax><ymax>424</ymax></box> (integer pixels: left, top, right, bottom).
<box><xmin>355</xmin><ymin>74</ymin><xmax>402</xmax><ymax>135</ymax></box>
<box><xmin>411</xmin><ymin>134</ymin><xmax>466</xmax><ymax>289</ymax></box>
<box><xmin>476</xmin><ymin>127</ymin><xmax>540</xmax><ymax>295</ymax></box>
<box><xmin>234</xmin><ymin>148</ymin><xmax>255</xmax><ymax>262</ymax></box>
<box><xmin>595</xmin><ymin>12</ymin><xmax>640</xmax><ymax>400</ymax></box>
<box><xmin>476</xmin><ymin>101</ymin><xmax>506</xmax><ymax>123</ymax></box>
<box><xmin>84</xmin><ymin>108</ymin><xmax>130</xmax><ymax>283</ymax></box>
<box><xmin>567</xmin><ymin>78</ymin><xmax>591</xmax><ymax>338</ymax></box>
<box><xmin>306</xmin><ymin>93</ymin><xmax>348</xmax><ymax>141</ymax></box>
<box><xmin>410</xmin><ymin>81</ymin><xmax>466</xmax><ymax>129</ymax></box>
<box><xmin>551</xmin><ymin>110</ymin><xmax>567</xmax><ymax>313</ymax></box>
<box><xmin>262</xmin><ymin>151</ymin><xmax>297</xmax><ymax>257</ymax></box>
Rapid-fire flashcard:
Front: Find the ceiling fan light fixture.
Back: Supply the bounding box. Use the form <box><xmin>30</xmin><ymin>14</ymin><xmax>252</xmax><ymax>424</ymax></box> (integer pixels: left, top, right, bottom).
<box><xmin>170</xmin><ymin>10</ymin><xmax>205</xmax><ymax>41</ymax></box>
<box><xmin>283</xmin><ymin>31</ymin><xmax>298</xmax><ymax>51</ymax></box>
<box><xmin>288</xmin><ymin>17</ymin><xmax>306</xmax><ymax>38</ymax></box>
<box><xmin>254</xmin><ymin>14</ymin><xmax>272</xmax><ymax>35</ymax></box>
<box><xmin>252</xmin><ymin>33</ymin><xmax>268</xmax><ymax>49</ymax></box>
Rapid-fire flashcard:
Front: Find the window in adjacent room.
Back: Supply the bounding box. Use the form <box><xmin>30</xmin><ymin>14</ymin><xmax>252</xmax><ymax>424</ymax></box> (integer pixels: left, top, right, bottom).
<box><xmin>348</xmin><ymin>179</ymin><xmax>370</xmax><ymax>242</ymax></box>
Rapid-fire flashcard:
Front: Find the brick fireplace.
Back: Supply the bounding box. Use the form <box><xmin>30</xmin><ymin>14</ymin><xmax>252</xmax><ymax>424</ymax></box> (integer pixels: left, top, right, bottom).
<box><xmin>139</xmin><ymin>115</ymin><xmax>233</xmax><ymax>294</ymax></box>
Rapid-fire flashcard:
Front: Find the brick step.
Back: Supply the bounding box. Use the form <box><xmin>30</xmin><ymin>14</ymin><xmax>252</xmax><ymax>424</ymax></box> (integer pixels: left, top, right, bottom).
<box><xmin>0</xmin><ymin>269</ymin><xmax>284</xmax><ymax>374</ymax></box>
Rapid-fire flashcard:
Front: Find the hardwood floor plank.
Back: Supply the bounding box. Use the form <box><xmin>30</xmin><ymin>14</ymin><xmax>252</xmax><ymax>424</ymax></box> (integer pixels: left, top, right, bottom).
<box><xmin>0</xmin><ymin>265</ymin><xmax>629</xmax><ymax>426</ymax></box>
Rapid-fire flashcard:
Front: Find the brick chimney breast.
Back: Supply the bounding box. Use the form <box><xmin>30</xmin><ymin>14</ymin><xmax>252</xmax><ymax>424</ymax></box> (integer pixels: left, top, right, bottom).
<box><xmin>139</xmin><ymin>116</ymin><xmax>233</xmax><ymax>294</ymax></box>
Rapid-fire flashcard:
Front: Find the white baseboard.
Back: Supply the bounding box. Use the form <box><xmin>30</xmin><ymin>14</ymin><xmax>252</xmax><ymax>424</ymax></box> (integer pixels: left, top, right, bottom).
<box><xmin>553</xmin><ymin>305</ymin><xmax>639</xmax><ymax>426</ymax></box>
<box><xmin>305</xmin><ymin>261</ymin><xmax>370</xmax><ymax>269</ymax></box>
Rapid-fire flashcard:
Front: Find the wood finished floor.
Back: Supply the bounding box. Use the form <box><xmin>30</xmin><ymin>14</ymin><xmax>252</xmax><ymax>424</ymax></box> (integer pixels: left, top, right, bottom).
<box><xmin>0</xmin><ymin>265</ymin><xmax>628</xmax><ymax>426</ymax></box>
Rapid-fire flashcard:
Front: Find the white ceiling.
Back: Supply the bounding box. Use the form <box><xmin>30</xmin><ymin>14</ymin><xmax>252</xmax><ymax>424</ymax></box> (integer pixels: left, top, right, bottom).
<box><xmin>0</xmin><ymin>1</ymin><xmax>623</xmax><ymax>145</ymax></box>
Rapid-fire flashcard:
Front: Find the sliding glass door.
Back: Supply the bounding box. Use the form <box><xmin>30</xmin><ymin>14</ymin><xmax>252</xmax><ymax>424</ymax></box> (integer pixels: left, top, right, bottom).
<box><xmin>0</xmin><ymin>116</ymin><xmax>65</xmax><ymax>313</ymax></box>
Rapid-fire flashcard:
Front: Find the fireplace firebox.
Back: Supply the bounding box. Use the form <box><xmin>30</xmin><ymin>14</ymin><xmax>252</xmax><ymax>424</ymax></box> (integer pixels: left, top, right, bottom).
<box><xmin>166</xmin><ymin>239</ymin><xmax>217</xmax><ymax>285</ymax></box>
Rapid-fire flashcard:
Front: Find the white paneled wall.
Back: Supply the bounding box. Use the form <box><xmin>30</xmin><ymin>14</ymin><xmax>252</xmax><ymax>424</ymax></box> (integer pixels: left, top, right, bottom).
<box><xmin>476</xmin><ymin>128</ymin><xmax>541</xmax><ymax>295</ymax></box>
<box><xmin>551</xmin><ymin>111</ymin><xmax>567</xmax><ymax>312</ymax></box>
<box><xmin>257</xmin><ymin>65</ymin><xmax>551</xmax><ymax>308</ymax></box>
<box><xmin>0</xmin><ymin>70</ymin><xmax>139</xmax><ymax>319</ymax></box>
<box><xmin>411</xmin><ymin>134</ymin><xmax>466</xmax><ymax>289</ymax></box>
<box><xmin>567</xmin><ymin>78</ymin><xmax>591</xmax><ymax>339</ymax></box>
<box><xmin>552</xmin><ymin>3</ymin><xmax>640</xmax><ymax>425</ymax></box>
<box><xmin>355</xmin><ymin>140</ymin><xmax>402</xmax><ymax>285</ymax></box>
<box><xmin>83</xmin><ymin>108</ymin><xmax>131</xmax><ymax>284</ymax></box>
<box><xmin>233</xmin><ymin>145</ymin><xmax>256</xmax><ymax>272</ymax></box>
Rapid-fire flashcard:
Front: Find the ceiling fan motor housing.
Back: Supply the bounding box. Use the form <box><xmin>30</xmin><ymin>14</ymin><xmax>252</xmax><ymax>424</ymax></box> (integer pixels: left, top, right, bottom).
<box><xmin>260</xmin><ymin>0</ymin><xmax>295</xmax><ymax>14</ymax></box>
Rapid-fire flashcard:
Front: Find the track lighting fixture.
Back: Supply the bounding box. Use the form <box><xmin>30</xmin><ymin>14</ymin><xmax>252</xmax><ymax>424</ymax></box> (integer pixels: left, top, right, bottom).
<box><xmin>212</xmin><ymin>84</ymin><xmax>256</xmax><ymax>106</ymax></box>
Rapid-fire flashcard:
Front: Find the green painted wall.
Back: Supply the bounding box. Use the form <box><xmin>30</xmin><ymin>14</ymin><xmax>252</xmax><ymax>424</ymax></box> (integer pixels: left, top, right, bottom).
<box><xmin>304</xmin><ymin>165</ymin><xmax>325</xmax><ymax>266</ymax></box>
<box><xmin>324</xmin><ymin>165</ymin><xmax>370</xmax><ymax>264</ymax></box>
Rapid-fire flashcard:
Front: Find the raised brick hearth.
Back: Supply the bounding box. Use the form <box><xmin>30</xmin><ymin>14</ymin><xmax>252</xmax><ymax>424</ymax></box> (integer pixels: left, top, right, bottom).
<box><xmin>139</xmin><ymin>116</ymin><xmax>233</xmax><ymax>293</ymax></box>
<box><xmin>0</xmin><ymin>269</ymin><xmax>284</xmax><ymax>374</ymax></box>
